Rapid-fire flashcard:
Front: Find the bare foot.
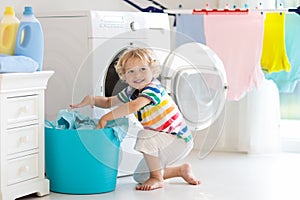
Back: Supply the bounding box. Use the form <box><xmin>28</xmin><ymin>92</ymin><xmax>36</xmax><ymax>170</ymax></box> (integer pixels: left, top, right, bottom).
<box><xmin>180</xmin><ymin>163</ymin><xmax>201</xmax><ymax>185</ymax></box>
<box><xmin>136</xmin><ymin>177</ymin><xmax>164</xmax><ymax>191</ymax></box>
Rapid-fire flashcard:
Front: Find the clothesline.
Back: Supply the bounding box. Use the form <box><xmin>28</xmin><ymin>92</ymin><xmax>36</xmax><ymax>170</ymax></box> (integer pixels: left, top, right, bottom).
<box><xmin>123</xmin><ymin>0</ymin><xmax>299</xmax><ymax>15</ymax></box>
<box><xmin>165</xmin><ymin>8</ymin><xmax>299</xmax><ymax>15</ymax></box>
<box><xmin>123</xmin><ymin>0</ymin><xmax>300</xmax><ymax>26</ymax></box>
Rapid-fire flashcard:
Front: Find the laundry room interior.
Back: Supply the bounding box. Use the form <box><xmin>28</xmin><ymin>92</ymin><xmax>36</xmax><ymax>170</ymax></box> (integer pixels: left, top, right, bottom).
<box><xmin>0</xmin><ymin>0</ymin><xmax>300</xmax><ymax>200</ymax></box>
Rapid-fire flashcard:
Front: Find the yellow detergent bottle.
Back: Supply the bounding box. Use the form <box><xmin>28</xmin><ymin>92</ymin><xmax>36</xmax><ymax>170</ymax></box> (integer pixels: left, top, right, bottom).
<box><xmin>0</xmin><ymin>6</ymin><xmax>20</xmax><ymax>55</ymax></box>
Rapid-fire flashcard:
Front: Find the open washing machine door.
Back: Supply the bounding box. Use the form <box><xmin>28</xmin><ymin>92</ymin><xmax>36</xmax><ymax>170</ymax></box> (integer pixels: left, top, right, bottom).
<box><xmin>161</xmin><ymin>42</ymin><xmax>228</xmax><ymax>132</ymax></box>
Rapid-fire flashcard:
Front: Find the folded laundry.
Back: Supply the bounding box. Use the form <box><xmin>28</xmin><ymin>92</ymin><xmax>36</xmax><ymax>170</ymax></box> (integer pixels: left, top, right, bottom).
<box><xmin>0</xmin><ymin>54</ymin><xmax>38</xmax><ymax>73</ymax></box>
<box><xmin>48</xmin><ymin>109</ymin><xmax>129</xmax><ymax>142</ymax></box>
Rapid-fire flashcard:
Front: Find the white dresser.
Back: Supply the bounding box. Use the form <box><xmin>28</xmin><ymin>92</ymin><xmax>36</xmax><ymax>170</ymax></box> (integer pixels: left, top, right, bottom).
<box><xmin>0</xmin><ymin>71</ymin><xmax>53</xmax><ymax>200</ymax></box>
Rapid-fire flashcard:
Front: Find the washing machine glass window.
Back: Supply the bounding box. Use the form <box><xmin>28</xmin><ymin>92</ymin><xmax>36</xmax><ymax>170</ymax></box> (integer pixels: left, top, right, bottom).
<box><xmin>172</xmin><ymin>66</ymin><xmax>225</xmax><ymax>131</ymax></box>
<box><xmin>161</xmin><ymin>42</ymin><xmax>228</xmax><ymax>131</ymax></box>
<box><xmin>104</xmin><ymin>48</ymin><xmax>129</xmax><ymax>97</ymax></box>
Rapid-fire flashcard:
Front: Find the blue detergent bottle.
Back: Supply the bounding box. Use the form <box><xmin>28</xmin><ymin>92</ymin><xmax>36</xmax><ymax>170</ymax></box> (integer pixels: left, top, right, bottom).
<box><xmin>14</xmin><ymin>6</ymin><xmax>44</xmax><ymax>71</ymax></box>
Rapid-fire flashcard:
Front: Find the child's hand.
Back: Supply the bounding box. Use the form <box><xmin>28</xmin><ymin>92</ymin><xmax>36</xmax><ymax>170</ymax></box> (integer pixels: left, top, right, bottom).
<box><xmin>96</xmin><ymin>117</ymin><xmax>108</xmax><ymax>129</ymax></box>
<box><xmin>69</xmin><ymin>95</ymin><xmax>95</xmax><ymax>109</ymax></box>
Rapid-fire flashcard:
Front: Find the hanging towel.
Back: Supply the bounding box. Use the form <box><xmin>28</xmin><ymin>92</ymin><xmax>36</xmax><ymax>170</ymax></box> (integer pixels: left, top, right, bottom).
<box><xmin>0</xmin><ymin>54</ymin><xmax>38</xmax><ymax>73</ymax></box>
<box><xmin>176</xmin><ymin>14</ymin><xmax>206</xmax><ymax>47</ymax></box>
<box><xmin>204</xmin><ymin>12</ymin><xmax>264</xmax><ymax>101</ymax></box>
<box><xmin>261</xmin><ymin>13</ymin><xmax>291</xmax><ymax>73</ymax></box>
<box><xmin>264</xmin><ymin>13</ymin><xmax>300</xmax><ymax>93</ymax></box>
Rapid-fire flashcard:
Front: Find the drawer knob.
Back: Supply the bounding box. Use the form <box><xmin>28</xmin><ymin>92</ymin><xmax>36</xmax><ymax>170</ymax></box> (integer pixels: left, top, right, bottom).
<box><xmin>19</xmin><ymin>165</ymin><xmax>30</xmax><ymax>174</ymax></box>
<box><xmin>19</xmin><ymin>136</ymin><xmax>30</xmax><ymax>145</ymax></box>
<box><xmin>19</xmin><ymin>105</ymin><xmax>30</xmax><ymax>113</ymax></box>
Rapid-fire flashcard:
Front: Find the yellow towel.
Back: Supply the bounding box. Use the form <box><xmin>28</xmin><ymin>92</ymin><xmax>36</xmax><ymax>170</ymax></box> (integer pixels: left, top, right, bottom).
<box><xmin>261</xmin><ymin>13</ymin><xmax>291</xmax><ymax>73</ymax></box>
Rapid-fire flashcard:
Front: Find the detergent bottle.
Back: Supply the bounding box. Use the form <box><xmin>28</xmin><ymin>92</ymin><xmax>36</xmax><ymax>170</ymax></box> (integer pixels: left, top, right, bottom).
<box><xmin>14</xmin><ymin>6</ymin><xmax>44</xmax><ymax>71</ymax></box>
<box><xmin>0</xmin><ymin>6</ymin><xmax>20</xmax><ymax>55</ymax></box>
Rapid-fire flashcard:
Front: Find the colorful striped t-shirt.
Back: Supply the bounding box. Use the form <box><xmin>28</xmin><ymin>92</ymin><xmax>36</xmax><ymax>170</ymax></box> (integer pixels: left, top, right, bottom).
<box><xmin>117</xmin><ymin>79</ymin><xmax>192</xmax><ymax>143</ymax></box>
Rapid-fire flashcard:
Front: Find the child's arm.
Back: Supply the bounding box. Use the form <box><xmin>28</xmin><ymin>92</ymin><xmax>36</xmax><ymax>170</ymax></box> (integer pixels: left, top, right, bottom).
<box><xmin>70</xmin><ymin>95</ymin><xmax>122</xmax><ymax>109</ymax></box>
<box><xmin>96</xmin><ymin>96</ymin><xmax>151</xmax><ymax>128</ymax></box>
<box><xmin>95</xmin><ymin>95</ymin><xmax>122</xmax><ymax>108</ymax></box>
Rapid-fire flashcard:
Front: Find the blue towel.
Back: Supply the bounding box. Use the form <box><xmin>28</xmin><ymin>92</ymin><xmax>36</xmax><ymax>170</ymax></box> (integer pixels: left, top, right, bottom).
<box><xmin>176</xmin><ymin>14</ymin><xmax>206</xmax><ymax>47</ymax></box>
<box><xmin>56</xmin><ymin>109</ymin><xmax>98</xmax><ymax>130</ymax></box>
<box><xmin>51</xmin><ymin>109</ymin><xmax>128</xmax><ymax>142</ymax></box>
<box><xmin>0</xmin><ymin>54</ymin><xmax>38</xmax><ymax>73</ymax></box>
<box><xmin>105</xmin><ymin>118</ymin><xmax>129</xmax><ymax>142</ymax></box>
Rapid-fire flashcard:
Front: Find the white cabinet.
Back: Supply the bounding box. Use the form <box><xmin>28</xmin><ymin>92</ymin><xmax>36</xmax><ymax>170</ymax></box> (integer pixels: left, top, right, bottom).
<box><xmin>0</xmin><ymin>71</ymin><xmax>53</xmax><ymax>200</ymax></box>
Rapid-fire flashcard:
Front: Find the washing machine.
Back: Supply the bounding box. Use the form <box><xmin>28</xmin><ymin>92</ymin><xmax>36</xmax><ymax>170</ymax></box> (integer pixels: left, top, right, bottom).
<box><xmin>37</xmin><ymin>11</ymin><xmax>171</xmax><ymax>176</ymax></box>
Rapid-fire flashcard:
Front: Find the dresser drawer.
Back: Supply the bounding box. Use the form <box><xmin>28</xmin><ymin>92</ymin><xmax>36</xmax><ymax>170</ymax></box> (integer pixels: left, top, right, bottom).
<box><xmin>7</xmin><ymin>154</ymin><xmax>39</xmax><ymax>185</ymax></box>
<box><xmin>6</xmin><ymin>125</ymin><xmax>39</xmax><ymax>155</ymax></box>
<box><xmin>7</xmin><ymin>95</ymin><xmax>39</xmax><ymax>127</ymax></box>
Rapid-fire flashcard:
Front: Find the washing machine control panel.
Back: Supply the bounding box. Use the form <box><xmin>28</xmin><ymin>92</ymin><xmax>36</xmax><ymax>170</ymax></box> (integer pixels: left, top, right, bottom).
<box><xmin>98</xmin><ymin>15</ymin><xmax>126</xmax><ymax>28</ymax></box>
<box><xmin>90</xmin><ymin>11</ymin><xmax>169</xmax><ymax>38</ymax></box>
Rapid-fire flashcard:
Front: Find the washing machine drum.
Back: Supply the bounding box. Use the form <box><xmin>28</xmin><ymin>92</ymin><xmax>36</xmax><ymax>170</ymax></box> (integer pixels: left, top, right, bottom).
<box><xmin>161</xmin><ymin>42</ymin><xmax>228</xmax><ymax>131</ymax></box>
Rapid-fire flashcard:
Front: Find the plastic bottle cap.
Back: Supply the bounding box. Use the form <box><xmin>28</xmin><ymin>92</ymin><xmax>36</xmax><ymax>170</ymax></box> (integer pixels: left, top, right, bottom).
<box><xmin>4</xmin><ymin>6</ymin><xmax>15</xmax><ymax>15</ymax></box>
<box><xmin>23</xmin><ymin>6</ymin><xmax>34</xmax><ymax>15</ymax></box>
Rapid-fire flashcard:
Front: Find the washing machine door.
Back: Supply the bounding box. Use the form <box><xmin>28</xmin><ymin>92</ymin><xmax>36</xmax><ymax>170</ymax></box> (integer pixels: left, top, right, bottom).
<box><xmin>161</xmin><ymin>42</ymin><xmax>228</xmax><ymax>131</ymax></box>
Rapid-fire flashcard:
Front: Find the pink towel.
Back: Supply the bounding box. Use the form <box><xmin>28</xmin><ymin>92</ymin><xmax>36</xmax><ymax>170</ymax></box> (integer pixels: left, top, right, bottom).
<box><xmin>204</xmin><ymin>13</ymin><xmax>264</xmax><ymax>101</ymax></box>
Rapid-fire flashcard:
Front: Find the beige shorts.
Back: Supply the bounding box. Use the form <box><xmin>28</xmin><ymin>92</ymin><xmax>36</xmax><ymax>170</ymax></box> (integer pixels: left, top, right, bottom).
<box><xmin>135</xmin><ymin>129</ymin><xmax>193</xmax><ymax>167</ymax></box>
<box><xmin>133</xmin><ymin>129</ymin><xmax>193</xmax><ymax>183</ymax></box>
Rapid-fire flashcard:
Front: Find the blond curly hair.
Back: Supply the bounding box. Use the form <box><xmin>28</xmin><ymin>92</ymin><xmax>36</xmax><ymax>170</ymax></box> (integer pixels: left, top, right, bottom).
<box><xmin>115</xmin><ymin>48</ymin><xmax>160</xmax><ymax>80</ymax></box>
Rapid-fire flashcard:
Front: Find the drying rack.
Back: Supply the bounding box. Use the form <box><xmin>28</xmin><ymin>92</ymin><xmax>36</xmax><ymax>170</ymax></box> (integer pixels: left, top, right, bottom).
<box><xmin>123</xmin><ymin>0</ymin><xmax>300</xmax><ymax>26</ymax></box>
<box><xmin>123</xmin><ymin>0</ymin><xmax>300</xmax><ymax>17</ymax></box>
<box><xmin>191</xmin><ymin>6</ymin><xmax>300</xmax><ymax>15</ymax></box>
<box><xmin>192</xmin><ymin>8</ymin><xmax>249</xmax><ymax>15</ymax></box>
<box><xmin>123</xmin><ymin>0</ymin><xmax>177</xmax><ymax>25</ymax></box>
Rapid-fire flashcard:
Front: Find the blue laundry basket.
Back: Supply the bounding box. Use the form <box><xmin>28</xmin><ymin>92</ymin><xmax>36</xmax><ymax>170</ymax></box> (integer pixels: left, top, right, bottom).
<box><xmin>45</xmin><ymin>125</ymin><xmax>120</xmax><ymax>194</ymax></box>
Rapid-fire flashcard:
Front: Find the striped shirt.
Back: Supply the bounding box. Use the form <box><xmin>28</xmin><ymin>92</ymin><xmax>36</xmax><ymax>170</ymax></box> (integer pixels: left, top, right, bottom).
<box><xmin>118</xmin><ymin>79</ymin><xmax>192</xmax><ymax>143</ymax></box>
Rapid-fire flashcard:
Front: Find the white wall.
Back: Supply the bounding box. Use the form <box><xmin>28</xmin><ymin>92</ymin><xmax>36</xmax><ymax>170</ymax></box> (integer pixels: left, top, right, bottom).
<box><xmin>0</xmin><ymin>0</ymin><xmax>131</xmax><ymax>15</ymax></box>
